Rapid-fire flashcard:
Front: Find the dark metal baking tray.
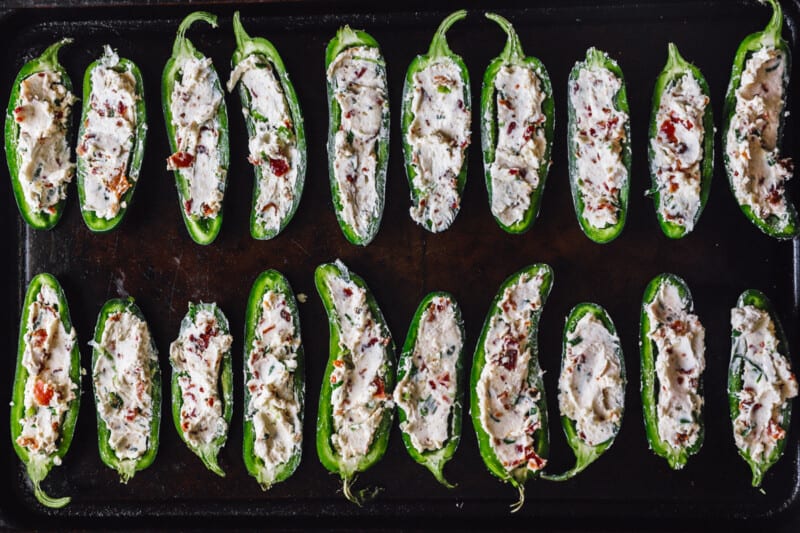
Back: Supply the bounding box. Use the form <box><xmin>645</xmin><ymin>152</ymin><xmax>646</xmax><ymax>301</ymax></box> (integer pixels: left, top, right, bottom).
<box><xmin>1</xmin><ymin>0</ymin><xmax>799</xmax><ymax>529</ymax></box>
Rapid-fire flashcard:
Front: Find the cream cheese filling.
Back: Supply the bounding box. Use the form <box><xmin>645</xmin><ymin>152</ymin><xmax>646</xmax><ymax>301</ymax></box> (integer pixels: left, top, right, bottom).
<box><xmin>92</xmin><ymin>310</ymin><xmax>157</xmax><ymax>461</ymax></box>
<box><xmin>477</xmin><ymin>272</ymin><xmax>547</xmax><ymax>473</ymax></box>
<box><xmin>407</xmin><ymin>58</ymin><xmax>470</xmax><ymax>232</ymax></box>
<box><xmin>393</xmin><ymin>296</ymin><xmax>461</xmax><ymax>452</ymax></box>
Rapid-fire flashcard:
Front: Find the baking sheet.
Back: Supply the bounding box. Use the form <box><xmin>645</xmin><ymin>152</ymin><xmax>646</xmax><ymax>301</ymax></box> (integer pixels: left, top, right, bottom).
<box><xmin>0</xmin><ymin>0</ymin><xmax>798</xmax><ymax>528</ymax></box>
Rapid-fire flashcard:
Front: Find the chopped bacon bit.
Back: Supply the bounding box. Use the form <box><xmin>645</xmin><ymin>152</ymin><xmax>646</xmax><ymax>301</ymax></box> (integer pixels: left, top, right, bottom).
<box><xmin>269</xmin><ymin>157</ymin><xmax>289</xmax><ymax>177</ymax></box>
<box><xmin>507</xmin><ymin>121</ymin><xmax>517</xmax><ymax>135</ymax></box>
<box><xmin>13</xmin><ymin>106</ymin><xmax>25</xmax><ymax>122</ymax></box>
<box><xmin>330</xmin><ymin>375</ymin><xmax>338</xmax><ymax>384</ymax></box>
<box><xmin>30</xmin><ymin>328</ymin><xmax>47</xmax><ymax>349</ymax></box>
<box><xmin>280</xmin><ymin>309</ymin><xmax>291</xmax><ymax>322</ymax></box>
<box><xmin>261</xmin><ymin>202</ymin><xmax>277</xmax><ymax>213</ymax></box>
<box><xmin>184</xmin><ymin>199</ymin><xmax>193</xmax><ymax>214</ymax></box>
<box><xmin>33</xmin><ymin>380</ymin><xmax>54</xmax><ymax>406</ymax></box>
<box><xmin>262</xmin><ymin>325</ymin><xmax>276</xmax><ymax>336</ymax></box>
<box><xmin>167</xmin><ymin>151</ymin><xmax>194</xmax><ymax>169</ymax></box>
<box><xmin>108</xmin><ymin>173</ymin><xmax>131</xmax><ymax>199</ymax></box>
<box><xmin>366</xmin><ymin>337</ymin><xmax>379</xmax><ymax>348</ymax></box>
<box><xmin>660</xmin><ymin>119</ymin><xmax>678</xmax><ymax>144</ymax></box>
<box><xmin>428</xmin><ymin>380</ymin><xmax>437</xmax><ymax>390</ymax></box>
<box><xmin>207</xmin><ymin>397</ymin><xmax>215</xmax><ymax>407</ymax></box>
<box><xmin>767</xmin><ymin>419</ymin><xmax>786</xmax><ymax>440</ymax></box>
<box><xmin>372</xmin><ymin>376</ymin><xmax>386</xmax><ymax>399</ymax></box>
<box><xmin>343</xmin><ymin>287</ymin><xmax>353</xmax><ymax>297</ymax></box>
<box><xmin>117</xmin><ymin>101</ymin><xmax>128</xmax><ymax>117</ymax></box>
<box><xmin>525</xmin><ymin>447</ymin><xmax>546</xmax><ymax>471</ymax></box>
<box><xmin>355</xmin><ymin>66</ymin><xmax>367</xmax><ymax>79</ymax></box>
<box><xmin>333</xmin><ymin>359</ymin><xmax>344</xmax><ymax>368</ymax></box>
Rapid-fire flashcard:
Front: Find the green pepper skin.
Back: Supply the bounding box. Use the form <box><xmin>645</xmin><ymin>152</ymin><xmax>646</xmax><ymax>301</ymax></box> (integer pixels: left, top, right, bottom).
<box><xmin>162</xmin><ymin>12</ymin><xmax>229</xmax><ymax>245</ymax></box>
<box><xmin>481</xmin><ymin>13</ymin><xmax>554</xmax><ymax>234</ymax></box>
<box><xmin>4</xmin><ymin>39</ymin><xmax>74</xmax><ymax>230</ymax></box>
<box><xmin>11</xmin><ymin>273</ymin><xmax>80</xmax><ymax>508</ymax></box>
<box><xmin>567</xmin><ymin>47</ymin><xmax>631</xmax><ymax>244</ymax></box>
<box><xmin>92</xmin><ymin>298</ymin><xmax>160</xmax><ymax>483</ymax></box>
<box><xmin>170</xmin><ymin>302</ymin><xmax>233</xmax><ymax>477</ymax></box>
<box><xmin>77</xmin><ymin>48</ymin><xmax>147</xmax><ymax>233</ymax></box>
<box><xmin>728</xmin><ymin>289</ymin><xmax>793</xmax><ymax>487</ymax></box>
<box><xmin>639</xmin><ymin>274</ymin><xmax>703</xmax><ymax>470</ymax></box>
<box><xmin>401</xmin><ymin>10</ymin><xmax>470</xmax><ymax>233</ymax></box>
<box><xmin>395</xmin><ymin>291</ymin><xmax>465</xmax><ymax>488</ymax></box>
<box><xmin>314</xmin><ymin>261</ymin><xmax>396</xmax><ymax>505</ymax></box>
<box><xmin>648</xmin><ymin>43</ymin><xmax>714</xmax><ymax>239</ymax></box>
<box><xmin>324</xmin><ymin>26</ymin><xmax>389</xmax><ymax>246</ymax></box>
<box><xmin>722</xmin><ymin>0</ymin><xmax>798</xmax><ymax>239</ymax></box>
<box><xmin>230</xmin><ymin>12</ymin><xmax>307</xmax><ymax>240</ymax></box>
<box><xmin>541</xmin><ymin>302</ymin><xmax>625</xmax><ymax>482</ymax></box>
<box><xmin>470</xmin><ymin>263</ymin><xmax>552</xmax><ymax>512</ymax></box>
<box><xmin>243</xmin><ymin>270</ymin><xmax>304</xmax><ymax>489</ymax></box>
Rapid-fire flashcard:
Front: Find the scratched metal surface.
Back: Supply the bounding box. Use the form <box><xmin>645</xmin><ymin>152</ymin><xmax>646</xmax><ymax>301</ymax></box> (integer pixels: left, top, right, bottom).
<box><xmin>1</xmin><ymin>0</ymin><xmax>799</xmax><ymax>529</ymax></box>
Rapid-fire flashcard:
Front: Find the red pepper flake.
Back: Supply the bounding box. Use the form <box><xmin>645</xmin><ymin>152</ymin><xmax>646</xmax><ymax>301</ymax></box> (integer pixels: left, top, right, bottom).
<box><xmin>207</xmin><ymin>397</ymin><xmax>215</xmax><ymax>407</ymax></box>
<box><xmin>184</xmin><ymin>199</ymin><xmax>193</xmax><ymax>214</ymax></box>
<box><xmin>660</xmin><ymin>119</ymin><xmax>678</xmax><ymax>144</ymax></box>
<box><xmin>343</xmin><ymin>287</ymin><xmax>353</xmax><ymax>297</ymax></box>
<box><xmin>117</xmin><ymin>101</ymin><xmax>128</xmax><ymax>116</ymax></box>
<box><xmin>355</xmin><ymin>66</ymin><xmax>367</xmax><ymax>79</ymax></box>
<box><xmin>333</xmin><ymin>359</ymin><xmax>344</xmax><ymax>368</ymax></box>
<box><xmin>280</xmin><ymin>309</ymin><xmax>291</xmax><ymax>322</ymax></box>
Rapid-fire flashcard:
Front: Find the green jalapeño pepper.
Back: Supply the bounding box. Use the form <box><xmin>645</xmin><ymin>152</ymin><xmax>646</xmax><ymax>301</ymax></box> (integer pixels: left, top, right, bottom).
<box><xmin>77</xmin><ymin>45</ymin><xmax>147</xmax><ymax>233</ymax></box>
<box><xmin>11</xmin><ymin>273</ymin><xmax>80</xmax><ymax>508</ymax></box>
<box><xmin>481</xmin><ymin>13</ymin><xmax>554</xmax><ymax>234</ymax></box>
<box><xmin>470</xmin><ymin>264</ymin><xmax>552</xmax><ymax>512</ymax></box>
<box><xmin>163</xmin><ymin>12</ymin><xmax>230</xmax><ymax>245</ymax></box>
<box><xmin>729</xmin><ymin>289</ymin><xmax>797</xmax><ymax>487</ymax></box>
<box><xmin>324</xmin><ymin>25</ymin><xmax>390</xmax><ymax>246</ymax></box>
<box><xmin>648</xmin><ymin>43</ymin><xmax>713</xmax><ymax>239</ymax></box>
<box><xmin>315</xmin><ymin>260</ymin><xmax>395</xmax><ymax>505</ymax></box>
<box><xmin>402</xmin><ymin>10</ymin><xmax>471</xmax><ymax>233</ymax></box>
<box><xmin>92</xmin><ymin>298</ymin><xmax>160</xmax><ymax>483</ymax></box>
<box><xmin>640</xmin><ymin>274</ymin><xmax>705</xmax><ymax>470</ymax></box>
<box><xmin>723</xmin><ymin>0</ymin><xmax>798</xmax><ymax>239</ymax></box>
<box><xmin>243</xmin><ymin>270</ymin><xmax>305</xmax><ymax>489</ymax></box>
<box><xmin>567</xmin><ymin>47</ymin><xmax>631</xmax><ymax>244</ymax></box>
<box><xmin>5</xmin><ymin>39</ymin><xmax>76</xmax><ymax>230</ymax></box>
<box><xmin>169</xmin><ymin>302</ymin><xmax>233</xmax><ymax>477</ymax></box>
<box><xmin>393</xmin><ymin>292</ymin><xmax>465</xmax><ymax>488</ymax></box>
<box><xmin>229</xmin><ymin>12</ymin><xmax>307</xmax><ymax>240</ymax></box>
<box><xmin>542</xmin><ymin>303</ymin><xmax>625</xmax><ymax>481</ymax></box>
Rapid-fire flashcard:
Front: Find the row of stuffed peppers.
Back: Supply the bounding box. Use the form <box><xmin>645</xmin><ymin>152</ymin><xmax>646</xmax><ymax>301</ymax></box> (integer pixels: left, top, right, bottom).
<box><xmin>14</xmin><ymin>264</ymin><xmax>795</xmax><ymax>510</ymax></box>
<box><xmin>6</xmin><ymin>3</ymin><xmax>796</xmax><ymax>245</ymax></box>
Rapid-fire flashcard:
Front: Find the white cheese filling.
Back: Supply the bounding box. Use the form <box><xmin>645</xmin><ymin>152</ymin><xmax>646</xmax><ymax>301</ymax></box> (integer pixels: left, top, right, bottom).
<box><xmin>726</xmin><ymin>48</ymin><xmax>792</xmax><ymax>226</ymax></box>
<box><xmin>16</xmin><ymin>285</ymin><xmax>77</xmax><ymax>458</ymax></box>
<box><xmin>477</xmin><ymin>272</ymin><xmax>547</xmax><ymax>473</ymax></box>
<box><xmin>645</xmin><ymin>282</ymin><xmax>705</xmax><ymax>450</ymax></box>
<box><xmin>569</xmin><ymin>65</ymin><xmax>628</xmax><ymax>229</ymax></box>
<box><xmin>78</xmin><ymin>46</ymin><xmax>138</xmax><ymax>220</ymax></box>
<box><xmin>731</xmin><ymin>305</ymin><xmax>798</xmax><ymax>463</ymax></box>
<box><xmin>327</xmin><ymin>46</ymin><xmax>387</xmax><ymax>240</ymax></box>
<box><xmin>393</xmin><ymin>296</ymin><xmax>461</xmax><ymax>452</ymax></box>
<box><xmin>92</xmin><ymin>310</ymin><xmax>157</xmax><ymax>460</ymax></box>
<box><xmin>407</xmin><ymin>58</ymin><xmax>470</xmax><ymax>232</ymax></box>
<box><xmin>246</xmin><ymin>290</ymin><xmax>302</xmax><ymax>474</ymax></box>
<box><xmin>228</xmin><ymin>54</ymin><xmax>299</xmax><ymax>232</ymax></box>
<box><xmin>490</xmin><ymin>65</ymin><xmax>547</xmax><ymax>227</ymax></box>
<box><xmin>326</xmin><ymin>267</ymin><xmax>393</xmax><ymax>465</ymax></box>
<box><xmin>167</xmin><ymin>56</ymin><xmax>225</xmax><ymax>219</ymax></box>
<box><xmin>650</xmin><ymin>73</ymin><xmax>708</xmax><ymax>231</ymax></box>
<box><xmin>12</xmin><ymin>70</ymin><xmax>77</xmax><ymax>214</ymax></box>
<box><xmin>169</xmin><ymin>308</ymin><xmax>232</xmax><ymax>447</ymax></box>
<box><xmin>557</xmin><ymin>312</ymin><xmax>624</xmax><ymax>447</ymax></box>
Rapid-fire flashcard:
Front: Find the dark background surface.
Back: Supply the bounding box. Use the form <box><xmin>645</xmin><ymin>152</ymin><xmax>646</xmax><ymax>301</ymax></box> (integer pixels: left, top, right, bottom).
<box><xmin>0</xmin><ymin>0</ymin><xmax>799</xmax><ymax>529</ymax></box>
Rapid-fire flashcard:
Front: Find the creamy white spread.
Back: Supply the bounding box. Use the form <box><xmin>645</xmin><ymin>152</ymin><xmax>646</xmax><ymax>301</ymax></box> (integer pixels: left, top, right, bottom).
<box><xmin>169</xmin><ymin>308</ymin><xmax>232</xmax><ymax>447</ymax></box>
<box><xmin>93</xmin><ymin>310</ymin><xmax>157</xmax><ymax>460</ymax></box>
<box><xmin>477</xmin><ymin>272</ymin><xmax>547</xmax><ymax>473</ymax></box>
<box><xmin>327</xmin><ymin>46</ymin><xmax>387</xmax><ymax>240</ymax></box>
<box><xmin>78</xmin><ymin>46</ymin><xmax>139</xmax><ymax>220</ymax></box>
<box><xmin>246</xmin><ymin>290</ymin><xmax>302</xmax><ymax>477</ymax></box>
<box><xmin>490</xmin><ymin>65</ymin><xmax>547</xmax><ymax>227</ymax></box>
<box><xmin>557</xmin><ymin>312</ymin><xmax>624</xmax><ymax>446</ymax></box>
<box><xmin>12</xmin><ymin>70</ymin><xmax>77</xmax><ymax>214</ymax></box>
<box><xmin>651</xmin><ymin>73</ymin><xmax>708</xmax><ymax>231</ymax></box>
<box><xmin>731</xmin><ymin>304</ymin><xmax>798</xmax><ymax>463</ymax></box>
<box><xmin>393</xmin><ymin>296</ymin><xmax>462</xmax><ymax>452</ymax></box>
<box><xmin>645</xmin><ymin>282</ymin><xmax>705</xmax><ymax>450</ymax></box>
<box><xmin>167</xmin><ymin>56</ymin><xmax>225</xmax><ymax>218</ymax></box>
<box><xmin>726</xmin><ymin>48</ymin><xmax>792</xmax><ymax>226</ymax></box>
<box><xmin>16</xmin><ymin>285</ymin><xmax>77</xmax><ymax>457</ymax></box>
<box><xmin>228</xmin><ymin>54</ymin><xmax>299</xmax><ymax>232</ymax></box>
<box><xmin>569</xmin><ymin>63</ymin><xmax>628</xmax><ymax>228</ymax></box>
<box><xmin>407</xmin><ymin>58</ymin><xmax>470</xmax><ymax>232</ymax></box>
<box><xmin>326</xmin><ymin>264</ymin><xmax>393</xmax><ymax>466</ymax></box>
